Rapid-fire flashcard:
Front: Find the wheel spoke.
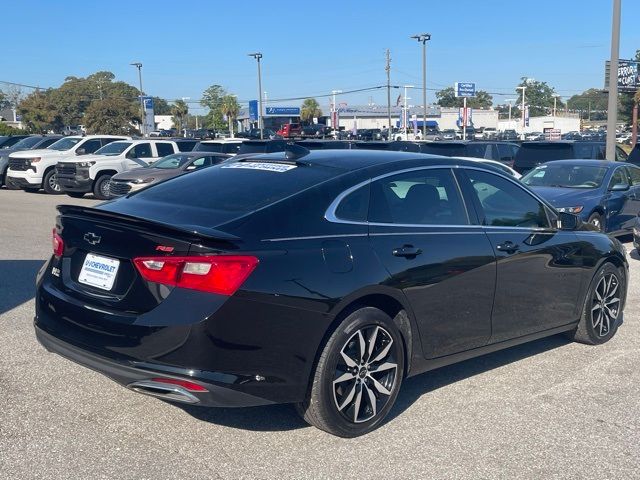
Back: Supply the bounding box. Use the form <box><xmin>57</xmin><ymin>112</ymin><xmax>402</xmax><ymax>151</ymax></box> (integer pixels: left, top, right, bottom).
<box><xmin>368</xmin><ymin>375</ymin><xmax>391</xmax><ymax>395</ymax></box>
<box><xmin>352</xmin><ymin>385</ymin><xmax>363</xmax><ymax>422</ymax></box>
<box><xmin>334</xmin><ymin>371</ymin><xmax>356</xmax><ymax>385</ymax></box>
<box><xmin>605</xmin><ymin>297</ymin><xmax>620</xmax><ymax>306</ymax></box>
<box><xmin>357</xmin><ymin>330</ymin><xmax>366</xmax><ymax>363</ymax></box>
<box><xmin>370</xmin><ymin>339</ymin><xmax>393</xmax><ymax>364</ymax></box>
<box><xmin>340</xmin><ymin>350</ymin><xmax>358</xmax><ymax>368</ymax></box>
<box><xmin>593</xmin><ymin>309</ymin><xmax>602</xmax><ymax>330</ymax></box>
<box><xmin>363</xmin><ymin>383</ymin><xmax>377</xmax><ymax>418</ymax></box>
<box><xmin>338</xmin><ymin>383</ymin><xmax>357</xmax><ymax>411</ymax></box>
<box><xmin>372</xmin><ymin>361</ymin><xmax>397</xmax><ymax>373</ymax></box>
<box><xmin>592</xmin><ymin>303</ymin><xmax>601</xmax><ymax>312</ymax></box>
<box><xmin>367</xmin><ymin>326</ymin><xmax>379</xmax><ymax>359</ymax></box>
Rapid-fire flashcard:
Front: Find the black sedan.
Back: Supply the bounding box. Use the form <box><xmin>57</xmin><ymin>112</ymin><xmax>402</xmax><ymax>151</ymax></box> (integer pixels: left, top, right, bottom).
<box><xmin>108</xmin><ymin>152</ymin><xmax>230</xmax><ymax>197</ymax></box>
<box><xmin>36</xmin><ymin>149</ymin><xmax>628</xmax><ymax>437</ymax></box>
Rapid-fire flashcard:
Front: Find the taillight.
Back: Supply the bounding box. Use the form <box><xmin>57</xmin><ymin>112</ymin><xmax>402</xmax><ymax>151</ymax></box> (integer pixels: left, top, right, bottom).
<box><xmin>52</xmin><ymin>228</ymin><xmax>64</xmax><ymax>257</ymax></box>
<box><xmin>133</xmin><ymin>255</ymin><xmax>258</xmax><ymax>295</ymax></box>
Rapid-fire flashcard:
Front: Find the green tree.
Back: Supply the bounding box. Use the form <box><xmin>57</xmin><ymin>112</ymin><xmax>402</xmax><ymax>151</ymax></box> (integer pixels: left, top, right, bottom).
<box><xmin>18</xmin><ymin>90</ymin><xmax>63</xmax><ymax>133</ymax></box>
<box><xmin>515</xmin><ymin>78</ymin><xmax>564</xmax><ymax>117</ymax></box>
<box><xmin>171</xmin><ymin>99</ymin><xmax>189</xmax><ymax>132</ymax></box>
<box><xmin>567</xmin><ymin>88</ymin><xmax>608</xmax><ymax>121</ymax></box>
<box><xmin>152</xmin><ymin>97</ymin><xmax>171</xmax><ymax>115</ymax></box>
<box><xmin>84</xmin><ymin>97</ymin><xmax>139</xmax><ymax>135</ymax></box>
<box><xmin>201</xmin><ymin>84</ymin><xmax>228</xmax><ymax>130</ymax></box>
<box><xmin>220</xmin><ymin>95</ymin><xmax>240</xmax><ymax>137</ymax></box>
<box><xmin>435</xmin><ymin>87</ymin><xmax>493</xmax><ymax>109</ymax></box>
<box><xmin>300</xmin><ymin>98</ymin><xmax>322</xmax><ymax>123</ymax></box>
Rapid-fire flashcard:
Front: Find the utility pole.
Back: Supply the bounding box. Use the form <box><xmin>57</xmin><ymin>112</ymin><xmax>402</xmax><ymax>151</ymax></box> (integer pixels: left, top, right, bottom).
<box><xmin>517</xmin><ymin>86</ymin><xmax>527</xmax><ymax>138</ymax></box>
<box><xmin>553</xmin><ymin>94</ymin><xmax>560</xmax><ymax>117</ymax></box>
<box><xmin>248</xmin><ymin>53</ymin><xmax>264</xmax><ymax>139</ymax></box>
<box><xmin>403</xmin><ymin>85</ymin><xmax>414</xmax><ymax>139</ymax></box>
<box><xmin>606</xmin><ymin>0</ymin><xmax>621</xmax><ymax>160</ymax></box>
<box><xmin>130</xmin><ymin>62</ymin><xmax>145</xmax><ymax>136</ymax></box>
<box><xmin>386</xmin><ymin>49</ymin><xmax>392</xmax><ymax>141</ymax></box>
<box><xmin>411</xmin><ymin>33</ymin><xmax>431</xmax><ymax>138</ymax></box>
<box><xmin>331</xmin><ymin>90</ymin><xmax>342</xmax><ymax>138</ymax></box>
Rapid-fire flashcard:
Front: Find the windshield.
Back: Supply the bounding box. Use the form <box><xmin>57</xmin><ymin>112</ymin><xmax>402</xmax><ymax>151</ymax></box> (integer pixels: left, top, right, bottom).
<box><xmin>152</xmin><ymin>154</ymin><xmax>195</xmax><ymax>169</ymax></box>
<box><xmin>12</xmin><ymin>137</ymin><xmax>43</xmax><ymax>149</ymax></box>
<box><xmin>194</xmin><ymin>142</ymin><xmax>223</xmax><ymax>153</ymax></box>
<box><xmin>95</xmin><ymin>142</ymin><xmax>132</xmax><ymax>156</ymax></box>
<box><xmin>48</xmin><ymin>137</ymin><xmax>82</xmax><ymax>151</ymax></box>
<box><xmin>521</xmin><ymin>164</ymin><xmax>608</xmax><ymax>189</ymax></box>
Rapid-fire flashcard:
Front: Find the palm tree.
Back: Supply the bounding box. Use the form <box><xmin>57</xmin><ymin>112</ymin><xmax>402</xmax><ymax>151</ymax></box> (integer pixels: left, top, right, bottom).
<box><xmin>171</xmin><ymin>99</ymin><xmax>189</xmax><ymax>133</ymax></box>
<box><xmin>220</xmin><ymin>95</ymin><xmax>240</xmax><ymax>137</ymax></box>
<box><xmin>300</xmin><ymin>98</ymin><xmax>322</xmax><ymax>124</ymax></box>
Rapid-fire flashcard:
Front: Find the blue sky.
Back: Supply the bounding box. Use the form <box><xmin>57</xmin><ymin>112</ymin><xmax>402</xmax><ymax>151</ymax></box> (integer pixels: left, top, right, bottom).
<box><xmin>3</xmin><ymin>0</ymin><xmax>640</xmax><ymax>112</ymax></box>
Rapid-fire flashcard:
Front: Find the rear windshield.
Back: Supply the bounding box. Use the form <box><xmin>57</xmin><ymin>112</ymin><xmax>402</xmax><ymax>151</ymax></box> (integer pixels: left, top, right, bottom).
<box><xmin>515</xmin><ymin>144</ymin><xmax>572</xmax><ymax>165</ymax></box>
<box><xmin>128</xmin><ymin>161</ymin><xmax>340</xmax><ymax>225</ymax></box>
<box><xmin>419</xmin><ymin>143</ymin><xmax>466</xmax><ymax>157</ymax></box>
<box><xmin>194</xmin><ymin>142</ymin><xmax>224</xmax><ymax>153</ymax></box>
<box><xmin>175</xmin><ymin>140</ymin><xmax>197</xmax><ymax>152</ymax></box>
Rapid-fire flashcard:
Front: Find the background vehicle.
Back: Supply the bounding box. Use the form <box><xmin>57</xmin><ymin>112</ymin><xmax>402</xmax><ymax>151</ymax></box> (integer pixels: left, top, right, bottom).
<box><xmin>482</xmin><ymin>127</ymin><xmax>497</xmax><ymax>139</ymax></box>
<box><xmin>357</xmin><ymin>129</ymin><xmax>383</xmax><ymax>141</ymax></box>
<box><xmin>235</xmin><ymin>139</ymin><xmax>288</xmax><ymax>156</ymax></box>
<box><xmin>513</xmin><ymin>141</ymin><xmax>628</xmax><ymax>174</ymax></box>
<box><xmin>36</xmin><ymin>150</ymin><xmax>627</xmax><ymax>438</ymax></box>
<box><xmin>276</xmin><ymin>123</ymin><xmax>303</xmax><ymax>138</ymax></box>
<box><xmin>524</xmin><ymin>132</ymin><xmax>545</xmax><ymax>141</ymax></box>
<box><xmin>354</xmin><ymin>141</ymin><xmax>420</xmax><ymax>152</ymax></box>
<box><xmin>441</xmin><ymin>129</ymin><xmax>457</xmax><ymax>140</ymax></box>
<box><xmin>0</xmin><ymin>135</ymin><xmax>31</xmax><ymax>149</ymax></box>
<box><xmin>0</xmin><ymin>135</ymin><xmax>62</xmax><ymax>188</ymax></box>
<box><xmin>193</xmin><ymin>139</ymin><xmax>244</xmax><ymax>155</ymax></box>
<box><xmin>419</xmin><ymin>141</ymin><xmax>520</xmax><ymax>165</ymax></box>
<box><xmin>56</xmin><ymin>139</ymin><xmax>180</xmax><ymax>199</ymax></box>
<box><xmin>455</xmin><ymin>127</ymin><xmax>475</xmax><ymax>140</ymax></box>
<box><xmin>109</xmin><ymin>152</ymin><xmax>231</xmax><ymax>197</ymax></box>
<box><xmin>301</xmin><ymin>124</ymin><xmax>331</xmax><ymax>138</ymax></box>
<box><xmin>498</xmin><ymin>130</ymin><xmax>519</xmax><ymax>141</ymax></box>
<box><xmin>236</xmin><ymin>128</ymin><xmax>277</xmax><ymax>139</ymax></box>
<box><xmin>521</xmin><ymin>160</ymin><xmax>640</xmax><ymax>234</ymax></box>
<box><xmin>7</xmin><ymin>135</ymin><xmax>128</xmax><ymax>194</ymax></box>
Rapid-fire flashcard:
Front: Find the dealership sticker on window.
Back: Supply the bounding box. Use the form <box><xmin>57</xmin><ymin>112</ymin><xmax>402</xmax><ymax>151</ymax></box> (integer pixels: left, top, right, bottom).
<box><xmin>221</xmin><ymin>162</ymin><xmax>297</xmax><ymax>173</ymax></box>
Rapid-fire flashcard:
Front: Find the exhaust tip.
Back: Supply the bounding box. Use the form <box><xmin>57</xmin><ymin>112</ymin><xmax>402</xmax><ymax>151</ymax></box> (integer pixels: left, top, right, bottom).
<box><xmin>127</xmin><ymin>380</ymin><xmax>201</xmax><ymax>404</ymax></box>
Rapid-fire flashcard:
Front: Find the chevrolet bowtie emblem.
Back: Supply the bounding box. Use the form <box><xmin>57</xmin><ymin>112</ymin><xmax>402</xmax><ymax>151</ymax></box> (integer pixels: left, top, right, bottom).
<box><xmin>84</xmin><ymin>232</ymin><xmax>101</xmax><ymax>245</ymax></box>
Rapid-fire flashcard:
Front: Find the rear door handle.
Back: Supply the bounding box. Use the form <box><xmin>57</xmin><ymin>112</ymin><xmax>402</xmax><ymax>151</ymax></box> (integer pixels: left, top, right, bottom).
<box><xmin>495</xmin><ymin>241</ymin><xmax>519</xmax><ymax>254</ymax></box>
<box><xmin>392</xmin><ymin>245</ymin><xmax>422</xmax><ymax>258</ymax></box>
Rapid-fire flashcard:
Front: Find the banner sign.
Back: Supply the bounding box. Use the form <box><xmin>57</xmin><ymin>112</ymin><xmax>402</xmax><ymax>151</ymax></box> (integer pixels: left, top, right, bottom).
<box><xmin>454</xmin><ymin>82</ymin><xmax>476</xmax><ymax>98</ymax></box>
<box><xmin>605</xmin><ymin>60</ymin><xmax>640</xmax><ymax>92</ymax></box>
<box><xmin>249</xmin><ymin>100</ymin><xmax>258</xmax><ymax>121</ymax></box>
<box><xmin>140</xmin><ymin>96</ymin><xmax>154</xmax><ymax>135</ymax></box>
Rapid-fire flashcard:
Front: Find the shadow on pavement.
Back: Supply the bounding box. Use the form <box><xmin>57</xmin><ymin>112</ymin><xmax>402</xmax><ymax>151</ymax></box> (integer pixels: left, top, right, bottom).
<box><xmin>179</xmin><ymin>334</ymin><xmax>570</xmax><ymax>433</ymax></box>
<box><xmin>0</xmin><ymin>260</ymin><xmax>45</xmax><ymax>315</ymax></box>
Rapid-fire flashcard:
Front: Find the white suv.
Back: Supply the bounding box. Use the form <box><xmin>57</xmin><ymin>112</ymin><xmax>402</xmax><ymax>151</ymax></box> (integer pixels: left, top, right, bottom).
<box><xmin>7</xmin><ymin>135</ymin><xmax>129</xmax><ymax>194</ymax></box>
<box><xmin>55</xmin><ymin>139</ymin><xmax>180</xmax><ymax>199</ymax></box>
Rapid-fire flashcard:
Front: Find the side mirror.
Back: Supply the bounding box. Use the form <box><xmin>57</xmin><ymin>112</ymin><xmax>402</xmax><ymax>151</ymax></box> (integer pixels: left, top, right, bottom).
<box><xmin>76</xmin><ymin>148</ymin><xmax>86</xmax><ymax>155</ymax></box>
<box><xmin>557</xmin><ymin>212</ymin><xmax>579</xmax><ymax>231</ymax></box>
<box><xmin>610</xmin><ymin>183</ymin><xmax>630</xmax><ymax>192</ymax></box>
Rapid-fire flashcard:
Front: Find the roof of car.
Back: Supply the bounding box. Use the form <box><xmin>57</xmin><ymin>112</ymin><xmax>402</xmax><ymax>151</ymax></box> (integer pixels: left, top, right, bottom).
<box><xmin>540</xmin><ymin>159</ymin><xmax>621</xmax><ymax>167</ymax></box>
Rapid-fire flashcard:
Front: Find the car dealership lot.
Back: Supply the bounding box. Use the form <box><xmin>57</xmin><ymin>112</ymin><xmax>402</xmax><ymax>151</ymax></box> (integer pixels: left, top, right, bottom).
<box><xmin>1</xmin><ymin>189</ymin><xmax>640</xmax><ymax>479</ymax></box>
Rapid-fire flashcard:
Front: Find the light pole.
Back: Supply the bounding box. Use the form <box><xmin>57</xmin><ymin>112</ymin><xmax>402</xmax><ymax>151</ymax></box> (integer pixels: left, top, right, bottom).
<box><xmin>403</xmin><ymin>85</ymin><xmax>414</xmax><ymax>139</ymax></box>
<box><xmin>331</xmin><ymin>90</ymin><xmax>342</xmax><ymax>138</ymax></box>
<box><xmin>505</xmin><ymin>99</ymin><xmax>515</xmax><ymax>127</ymax></box>
<box><xmin>130</xmin><ymin>62</ymin><xmax>145</xmax><ymax>136</ymax></box>
<box><xmin>517</xmin><ymin>86</ymin><xmax>527</xmax><ymax>137</ymax></box>
<box><xmin>606</xmin><ymin>0</ymin><xmax>621</xmax><ymax>160</ymax></box>
<box><xmin>181</xmin><ymin>97</ymin><xmax>190</xmax><ymax>136</ymax></box>
<box><xmin>248</xmin><ymin>53</ymin><xmax>264</xmax><ymax>139</ymax></box>
<box><xmin>553</xmin><ymin>94</ymin><xmax>560</xmax><ymax>117</ymax></box>
<box><xmin>411</xmin><ymin>33</ymin><xmax>431</xmax><ymax>138</ymax></box>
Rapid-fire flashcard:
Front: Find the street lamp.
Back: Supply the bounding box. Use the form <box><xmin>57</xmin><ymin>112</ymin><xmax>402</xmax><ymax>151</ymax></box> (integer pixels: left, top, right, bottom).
<box><xmin>410</xmin><ymin>33</ymin><xmax>431</xmax><ymax>138</ymax></box>
<box><xmin>130</xmin><ymin>62</ymin><xmax>145</xmax><ymax>136</ymax></box>
<box><xmin>248</xmin><ymin>52</ymin><xmax>264</xmax><ymax>139</ymax></box>
<box><xmin>504</xmin><ymin>98</ymin><xmax>515</xmax><ymax>125</ymax></box>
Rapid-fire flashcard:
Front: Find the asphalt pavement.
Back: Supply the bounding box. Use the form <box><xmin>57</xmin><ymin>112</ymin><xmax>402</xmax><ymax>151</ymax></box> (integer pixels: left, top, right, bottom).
<box><xmin>1</xmin><ymin>189</ymin><xmax>639</xmax><ymax>479</ymax></box>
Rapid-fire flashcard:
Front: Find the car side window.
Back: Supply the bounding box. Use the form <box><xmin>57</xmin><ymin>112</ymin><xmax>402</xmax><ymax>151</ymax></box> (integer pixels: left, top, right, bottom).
<box><xmin>465</xmin><ymin>169</ymin><xmax>550</xmax><ymax>229</ymax></box>
<box><xmin>616</xmin><ymin>147</ymin><xmax>629</xmax><ymax>162</ymax></box>
<box><xmin>627</xmin><ymin>166</ymin><xmax>640</xmax><ymax>186</ymax></box>
<box><xmin>368</xmin><ymin>168</ymin><xmax>469</xmax><ymax>225</ymax></box>
<box><xmin>155</xmin><ymin>143</ymin><xmax>175</xmax><ymax>157</ymax></box>
<box><xmin>133</xmin><ymin>143</ymin><xmax>152</xmax><ymax>158</ymax></box>
<box><xmin>80</xmin><ymin>139</ymin><xmax>102</xmax><ymax>154</ymax></box>
<box><xmin>191</xmin><ymin>157</ymin><xmax>210</xmax><ymax>169</ymax></box>
<box><xmin>609</xmin><ymin>168</ymin><xmax>629</xmax><ymax>189</ymax></box>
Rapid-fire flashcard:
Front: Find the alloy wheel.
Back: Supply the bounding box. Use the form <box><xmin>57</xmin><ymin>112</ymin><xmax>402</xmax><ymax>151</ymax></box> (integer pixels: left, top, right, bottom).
<box><xmin>49</xmin><ymin>173</ymin><xmax>61</xmax><ymax>192</ymax></box>
<box><xmin>591</xmin><ymin>273</ymin><xmax>620</xmax><ymax>337</ymax></box>
<box><xmin>590</xmin><ymin>217</ymin><xmax>602</xmax><ymax>231</ymax></box>
<box><xmin>333</xmin><ymin>325</ymin><xmax>398</xmax><ymax>423</ymax></box>
<box><xmin>100</xmin><ymin>180</ymin><xmax>111</xmax><ymax>198</ymax></box>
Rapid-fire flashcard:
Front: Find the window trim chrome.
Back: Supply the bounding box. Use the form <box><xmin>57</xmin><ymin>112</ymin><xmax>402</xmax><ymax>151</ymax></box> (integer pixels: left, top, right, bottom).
<box><xmin>325</xmin><ymin>164</ymin><xmax>559</xmax><ymax>230</ymax></box>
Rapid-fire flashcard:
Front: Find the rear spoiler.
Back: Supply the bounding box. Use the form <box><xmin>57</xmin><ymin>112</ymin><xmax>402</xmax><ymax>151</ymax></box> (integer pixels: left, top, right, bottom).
<box><xmin>56</xmin><ymin>204</ymin><xmax>240</xmax><ymax>243</ymax></box>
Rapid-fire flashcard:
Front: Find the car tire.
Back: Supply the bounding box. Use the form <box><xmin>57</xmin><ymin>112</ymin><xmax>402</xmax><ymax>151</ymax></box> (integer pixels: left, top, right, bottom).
<box><xmin>43</xmin><ymin>169</ymin><xmax>63</xmax><ymax>195</ymax></box>
<box><xmin>567</xmin><ymin>263</ymin><xmax>623</xmax><ymax>345</ymax></box>
<box><xmin>587</xmin><ymin>212</ymin><xmax>604</xmax><ymax>232</ymax></box>
<box><xmin>296</xmin><ymin>306</ymin><xmax>405</xmax><ymax>437</ymax></box>
<box><xmin>66</xmin><ymin>192</ymin><xmax>85</xmax><ymax>198</ymax></box>
<box><xmin>93</xmin><ymin>175</ymin><xmax>112</xmax><ymax>200</ymax></box>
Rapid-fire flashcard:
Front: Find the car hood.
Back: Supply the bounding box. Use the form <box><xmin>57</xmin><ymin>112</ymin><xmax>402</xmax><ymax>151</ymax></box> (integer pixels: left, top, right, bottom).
<box><xmin>111</xmin><ymin>168</ymin><xmax>181</xmax><ymax>182</ymax></box>
<box><xmin>9</xmin><ymin>148</ymin><xmax>71</xmax><ymax>159</ymax></box>
<box><xmin>529</xmin><ymin>186</ymin><xmax>603</xmax><ymax>207</ymax></box>
<box><xmin>57</xmin><ymin>154</ymin><xmax>114</xmax><ymax>164</ymax></box>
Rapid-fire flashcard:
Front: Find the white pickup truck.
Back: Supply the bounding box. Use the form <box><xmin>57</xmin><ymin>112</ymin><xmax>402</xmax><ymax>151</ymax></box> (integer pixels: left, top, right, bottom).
<box><xmin>7</xmin><ymin>135</ymin><xmax>129</xmax><ymax>194</ymax></box>
<box><xmin>55</xmin><ymin>139</ymin><xmax>180</xmax><ymax>199</ymax></box>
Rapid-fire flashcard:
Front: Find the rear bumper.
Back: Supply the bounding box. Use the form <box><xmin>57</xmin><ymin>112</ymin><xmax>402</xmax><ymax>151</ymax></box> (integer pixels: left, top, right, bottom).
<box><xmin>35</xmin><ymin>324</ymin><xmax>275</xmax><ymax>407</ymax></box>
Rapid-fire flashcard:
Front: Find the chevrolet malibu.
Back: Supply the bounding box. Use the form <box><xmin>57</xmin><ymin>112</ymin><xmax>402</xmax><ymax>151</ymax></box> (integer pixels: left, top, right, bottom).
<box><xmin>35</xmin><ymin>149</ymin><xmax>628</xmax><ymax>437</ymax></box>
